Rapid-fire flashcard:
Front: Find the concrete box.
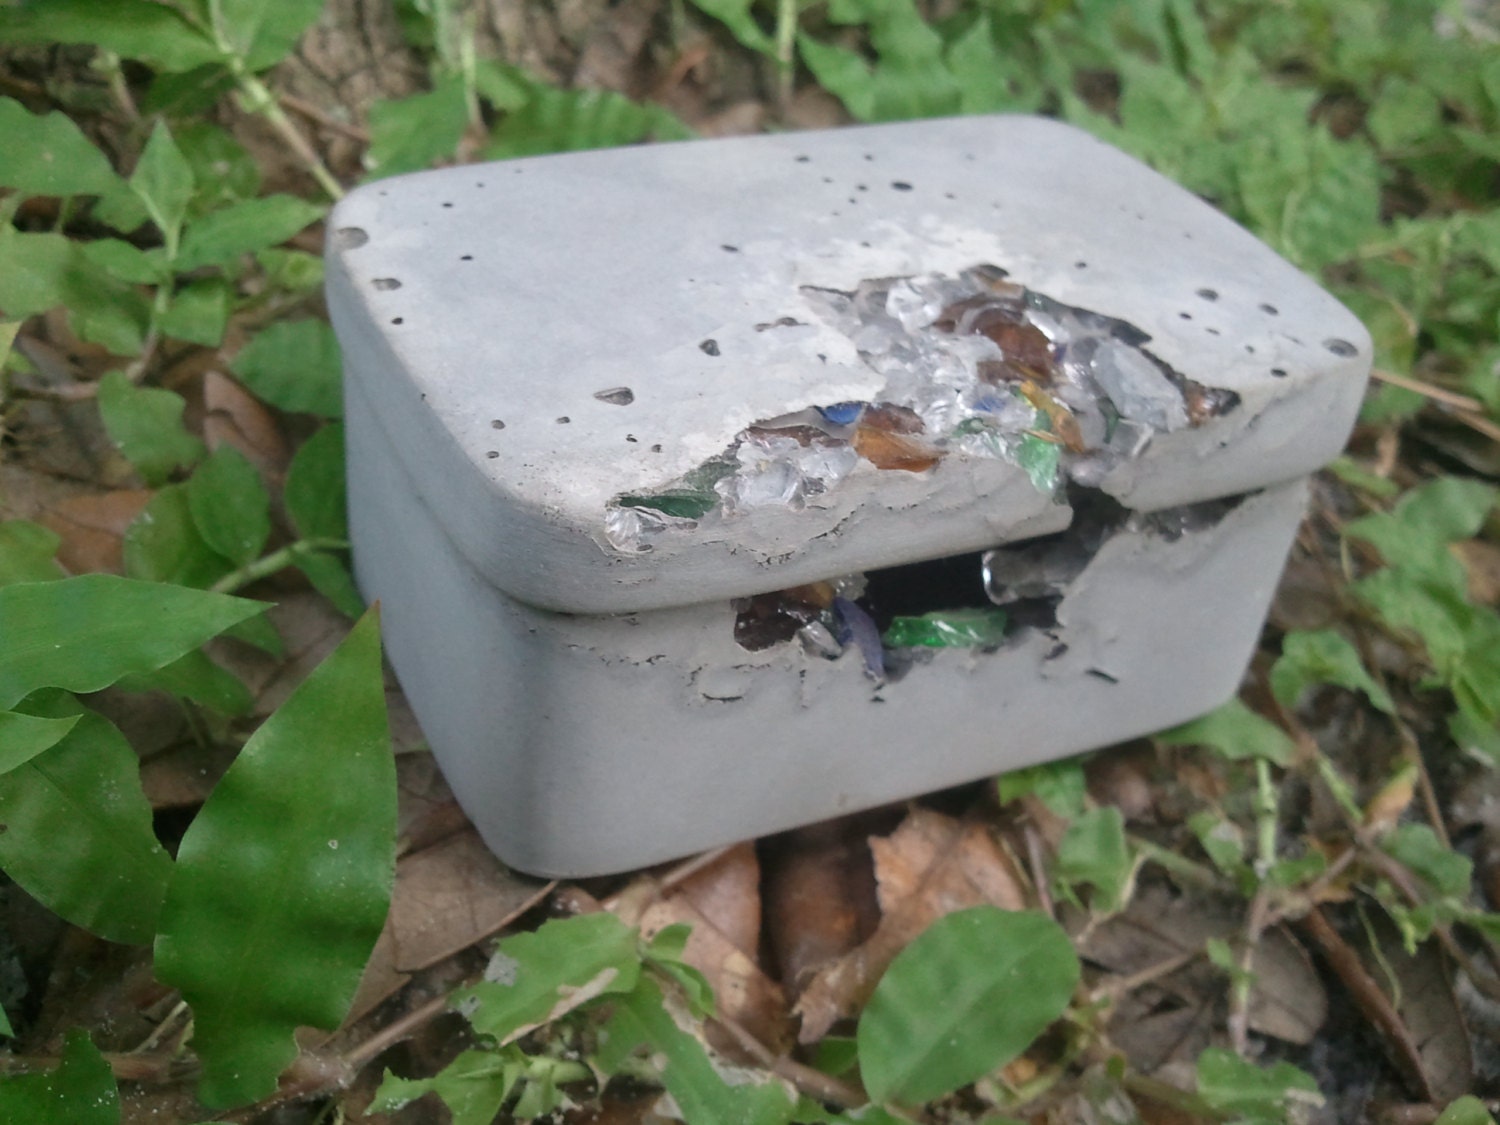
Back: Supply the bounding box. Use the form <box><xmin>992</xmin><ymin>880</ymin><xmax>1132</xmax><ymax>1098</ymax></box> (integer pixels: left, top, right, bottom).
<box><xmin>326</xmin><ymin>115</ymin><xmax>1370</xmax><ymax>877</ymax></box>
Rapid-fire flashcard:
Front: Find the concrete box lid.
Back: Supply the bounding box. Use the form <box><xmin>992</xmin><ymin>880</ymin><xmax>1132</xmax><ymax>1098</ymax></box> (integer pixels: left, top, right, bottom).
<box><xmin>326</xmin><ymin>114</ymin><xmax>1370</xmax><ymax>616</ymax></box>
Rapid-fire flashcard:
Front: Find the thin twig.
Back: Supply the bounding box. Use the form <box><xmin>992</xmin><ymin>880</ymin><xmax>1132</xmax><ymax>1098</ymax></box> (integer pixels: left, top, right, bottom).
<box><xmin>1452</xmin><ymin>406</ymin><xmax>1500</xmax><ymax>445</ymax></box>
<box><xmin>1370</xmin><ymin>367</ymin><xmax>1485</xmax><ymax>413</ymax></box>
<box><xmin>341</xmin><ymin>992</ymin><xmax>451</xmax><ymax>1073</ymax></box>
<box><xmin>712</xmin><ymin>1012</ymin><xmax>868</xmax><ymax>1110</ymax></box>
<box><xmin>1023</xmin><ymin>822</ymin><xmax>1055</xmax><ymax>920</ymax></box>
<box><xmin>278</xmin><ymin>92</ymin><xmax>370</xmax><ymax>144</ymax></box>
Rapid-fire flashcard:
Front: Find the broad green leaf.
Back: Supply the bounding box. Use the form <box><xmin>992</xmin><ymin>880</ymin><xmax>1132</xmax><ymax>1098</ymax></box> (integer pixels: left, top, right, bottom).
<box><xmin>79</xmin><ymin>239</ymin><xmax>169</xmax><ymax>285</ymax></box>
<box><xmin>188</xmin><ymin>446</ymin><xmax>271</xmax><ymax>566</ymax></box>
<box><xmin>255</xmin><ymin>247</ymin><xmax>324</xmax><ymax>291</ymax></box>
<box><xmin>97</xmin><ymin>371</ymin><xmax>206</xmax><ymax>486</ymax></box>
<box><xmin>1195</xmin><ymin>1048</ymin><xmax>1320</xmax><ymax>1121</ymax></box>
<box><xmin>0</xmin><ymin>96</ymin><xmax>122</xmax><ymax>197</ymax></box>
<box><xmin>1157</xmin><ymin>698</ymin><xmax>1295</xmax><ymax>765</ymax></box>
<box><xmin>176</xmin><ymin>194</ymin><xmax>324</xmax><ymax>270</ymax></box>
<box><xmin>606</xmin><ymin>978</ymin><xmax>795</xmax><ymax>1125</ymax></box>
<box><xmin>231</xmin><ymin>318</ymin><xmax>343</xmax><ymax>417</ymax></box>
<box><xmin>123</xmin><ymin>485</ymin><xmax>235</xmax><ymax>589</ymax></box>
<box><xmin>285</xmin><ymin>424</ymin><xmax>349</xmax><ymax>542</ymax></box>
<box><xmin>117</xmin><ymin>650</ymin><xmax>253</xmax><ymax>716</ymax></box>
<box><xmin>158</xmin><ymin>276</ymin><xmax>231</xmax><ymax>346</ymax></box>
<box><xmin>1353</xmin><ymin>569</ymin><xmax>1467</xmax><ymax>673</ymax></box>
<box><xmin>366</xmin><ymin>75</ymin><xmax>472</xmax><ymax>179</ymax></box>
<box><xmin>483</xmin><ymin>85</ymin><xmax>692</xmax><ymax>160</ymax></box>
<box><xmin>175</xmin><ymin>120</ymin><xmax>262</xmax><ymax>212</ymax></box>
<box><xmin>217</xmin><ymin>0</ymin><xmax>327</xmax><ymax>70</ymax></box>
<box><xmin>0</xmin><ymin>0</ymin><xmax>221</xmax><ymax>72</ymax></box>
<box><xmin>456</xmin><ymin>912</ymin><xmax>642</xmax><ymax>1045</ymax></box>
<box><xmin>644</xmin><ymin>923</ymin><xmax>715</xmax><ymax>1019</ymax></box>
<box><xmin>1270</xmin><ymin>630</ymin><xmax>1395</xmax><ymax>715</ymax></box>
<box><xmin>0</xmin><ymin>575</ymin><xmax>263</xmax><ymax>710</ymax></box>
<box><xmin>296</xmin><ymin>551</ymin><xmax>365</xmax><ymax>618</ymax></box>
<box><xmin>1054</xmin><ymin>807</ymin><xmax>1133</xmax><ymax>913</ymax></box>
<box><xmin>155</xmin><ymin>611</ymin><xmax>393</xmax><ymax>1107</ymax></box>
<box><xmin>796</xmin><ymin>0</ymin><xmax>960</xmax><ymax>123</ymax></box>
<box><xmin>0</xmin><ymin>700</ymin><xmax>172</xmax><ymax>943</ymax></box>
<box><xmin>857</xmin><ymin>907</ymin><xmax>1079</xmax><ymax>1106</ymax></box>
<box><xmin>0</xmin><ymin>709</ymin><xmax>80</xmax><ymax>773</ymax></box>
<box><xmin>130</xmin><ymin>120</ymin><xmax>195</xmax><ymax>256</ymax></box>
<box><xmin>0</xmin><ymin>1029</ymin><xmax>120</xmax><ymax>1124</ymax></box>
<box><xmin>0</xmin><ymin>520</ymin><xmax>65</xmax><ymax>585</ymax></box>
<box><xmin>685</xmin><ymin>0</ymin><xmax>775</xmax><ymax>55</ymax></box>
<box><xmin>996</xmin><ymin>759</ymin><xmax>1087</xmax><ymax>818</ymax></box>
<box><xmin>0</xmin><ymin>231</ymin><xmax>149</xmax><ymax>353</ymax></box>
<box><xmin>1436</xmin><ymin>1096</ymin><xmax>1498</xmax><ymax>1125</ymax></box>
<box><xmin>0</xmin><ymin>1001</ymin><xmax>9</xmax><ymax>1038</ymax></box>
<box><xmin>1345</xmin><ymin>478</ymin><xmax>1496</xmax><ymax>594</ymax></box>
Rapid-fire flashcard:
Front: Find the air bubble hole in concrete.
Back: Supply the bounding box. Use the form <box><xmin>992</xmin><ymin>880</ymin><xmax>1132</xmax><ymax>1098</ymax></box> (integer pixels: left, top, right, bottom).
<box><xmin>372</xmin><ymin>278</ymin><xmax>402</xmax><ymax>290</ymax></box>
<box><xmin>1259</xmin><ymin>303</ymin><xmax>1279</xmax><ymax>315</ymax></box>
<box><xmin>490</xmin><ymin>419</ymin><xmax>505</xmax><ymax>429</ymax></box>
<box><xmin>333</xmin><ymin>227</ymin><xmax>368</xmax><ymax>249</ymax></box>
<box><xmin>700</xmin><ymin>339</ymin><xmax>721</xmax><ymax>356</ymax></box>
<box><xmin>594</xmin><ymin>387</ymin><xmax>635</xmax><ymax>406</ymax></box>
<box><xmin>892</xmin><ymin>181</ymin><xmax>913</xmax><ymax>191</ymax></box>
<box><xmin>1324</xmin><ymin>338</ymin><xmax>1358</xmax><ymax>357</ymax></box>
<box><xmin>1196</xmin><ymin>288</ymin><xmax>1218</xmax><ymax>301</ymax></box>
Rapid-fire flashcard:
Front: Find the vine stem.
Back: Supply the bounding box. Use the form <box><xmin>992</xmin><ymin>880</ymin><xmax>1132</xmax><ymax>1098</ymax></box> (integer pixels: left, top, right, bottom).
<box><xmin>209</xmin><ymin>538</ymin><xmax>349</xmax><ymax>594</ymax></box>
<box><xmin>230</xmin><ymin>62</ymin><xmax>346</xmax><ymax>201</ymax></box>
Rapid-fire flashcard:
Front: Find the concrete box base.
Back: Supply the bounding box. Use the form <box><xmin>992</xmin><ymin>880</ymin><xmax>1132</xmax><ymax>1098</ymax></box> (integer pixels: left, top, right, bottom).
<box><xmin>348</xmin><ymin>375</ymin><xmax>1307</xmax><ymax>877</ymax></box>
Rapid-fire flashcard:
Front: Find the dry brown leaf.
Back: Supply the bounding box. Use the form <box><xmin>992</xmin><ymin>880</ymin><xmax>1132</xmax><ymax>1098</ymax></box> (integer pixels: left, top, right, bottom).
<box><xmin>202</xmin><ymin>369</ymin><xmax>292</xmax><ymax>487</ymax></box>
<box><xmin>763</xmin><ymin>818</ymin><xmax>882</xmax><ymax>996</ymax></box>
<box><xmin>793</xmin><ymin>809</ymin><xmax>1025</xmax><ymax>1043</ymax></box>
<box><xmin>1296</xmin><ymin>906</ymin><xmax>1471</xmax><ymax>1103</ymax></box>
<box><xmin>1454</xmin><ymin>539</ymin><xmax>1500</xmax><ymax>607</ymax></box>
<box><xmin>39</xmin><ymin>489</ymin><xmax>152</xmax><ymax>575</ymax></box>
<box><xmin>1080</xmin><ymin>885</ymin><xmax>1327</xmax><ymax>1055</ymax></box>
<box><xmin>634</xmin><ymin>844</ymin><xmax>794</xmax><ymax>1054</ymax></box>
<box><xmin>344</xmin><ymin>829</ymin><xmax>551</xmax><ymax>1027</ymax></box>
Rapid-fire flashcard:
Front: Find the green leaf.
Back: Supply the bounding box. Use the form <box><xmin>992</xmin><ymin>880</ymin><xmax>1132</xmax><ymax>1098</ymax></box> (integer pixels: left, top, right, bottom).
<box><xmin>0</xmin><ymin>520</ymin><xmax>65</xmax><ymax>586</ymax></box>
<box><xmin>0</xmin><ymin>575</ymin><xmax>263</xmax><ymax>710</ymax></box>
<box><xmin>0</xmin><ymin>709</ymin><xmax>80</xmax><ymax>773</ymax></box>
<box><xmin>214</xmin><ymin>0</ymin><xmax>328</xmax><ymax>70</ymax></box>
<box><xmin>97</xmin><ymin>371</ymin><xmax>206</xmax><ymax>486</ymax></box>
<box><xmin>1195</xmin><ymin>1048</ymin><xmax>1321</xmax><ymax>1121</ymax></box>
<box><xmin>175</xmin><ymin>120</ymin><xmax>262</xmax><ymax>212</ymax></box>
<box><xmin>230</xmin><ymin>318</ymin><xmax>343</xmax><ymax>417</ymax></box>
<box><xmin>155</xmin><ymin>610</ymin><xmax>395</xmax><ymax>1108</ymax></box>
<box><xmin>483</xmin><ymin>85</ymin><xmax>692</xmax><ymax>160</ymax></box>
<box><xmin>1156</xmin><ymin>698</ymin><xmax>1295</xmax><ymax>765</ymax></box>
<box><xmin>996</xmin><ymin>759</ymin><xmax>1087</xmax><ymax>818</ymax></box>
<box><xmin>158</xmin><ymin>276</ymin><xmax>231</xmax><ymax>346</ymax></box>
<box><xmin>0</xmin><ymin>699</ymin><xmax>172</xmax><ymax>944</ymax></box>
<box><xmin>188</xmin><ymin>446</ymin><xmax>271</xmax><ymax>566</ymax></box>
<box><xmin>296</xmin><ymin>551</ymin><xmax>364</xmax><ymax>618</ymax></box>
<box><xmin>1345</xmin><ymin>478</ymin><xmax>1496</xmax><ymax>594</ymax></box>
<box><xmin>0</xmin><ymin>0</ymin><xmax>222</xmax><ymax>72</ymax></box>
<box><xmin>285</xmin><ymin>424</ymin><xmax>349</xmax><ymax>542</ymax></box>
<box><xmin>0</xmin><ymin>1029</ymin><xmax>120</xmax><ymax>1124</ymax></box>
<box><xmin>130</xmin><ymin>120</ymin><xmax>195</xmax><ymax>256</ymax></box>
<box><xmin>1054</xmin><ymin>807</ymin><xmax>1133</xmax><ymax>913</ymax></box>
<box><xmin>1383</xmin><ymin>823</ymin><xmax>1472</xmax><ymax>900</ymax></box>
<box><xmin>607</xmin><ymin>977</ymin><xmax>795</xmax><ymax>1125</ymax></box>
<box><xmin>1270</xmin><ymin>630</ymin><xmax>1395</xmax><ymax>715</ymax></box>
<box><xmin>456</xmin><ymin>912</ymin><xmax>642</xmax><ymax>1045</ymax></box>
<box><xmin>795</xmin><ymin>0</ymin><xmax>960</xmax><ymax>123</ymax></box>
<box><xmin>366</xmin><ymin>75</ymin><xmax>472</xmax><ymax>179</ymax></box>
<box><xmin>685</xmin><ymin>0</ymin><xmax>775</xmax><ymax>55</ymax></box>
<box><xmin>857</xmin><ymin>907</ymin><xmax>1079</xmax><ymax>1106</ymax></box>
<box><xmin>0</xmin><ymin>229</ymin><xmax>149</xmax><ymax>353</ymax></box>
<box><xmin>1436</xmin><ymin>1096</ymin><xmax>1498</xmax><ymax>1125</ymax></box>
<box><xmin>645</xmin><ymin>923</ymin><xmax>716</xmax><ymax>1019</ymax></box>
<box><xmin>124</xmin><ymin>485</ymin><xmax>235</xmax><ymax>589</ymax></box>
<box><xmin>0</xmin><ymin>96</ymin><xmax>123</xmax><ymax>197</ymax></box>
<box><xmin>79</xmin><ymin>239</ymin><xmax>169</xmax><ymax>285</ymax></box>
<box><xmin>176</xmin><ymin>194</ymin><xmax>324</xmax><ymax>271</ymax></box>
<box><xmin>372</xmin><ymin>1049</ymin><xmax>518</xmax><ymax>1125</ymax></box>
<box><xmin>117</xmin><ymin>650</ymin><xmax>253</xmax><ymax>716</ymax></box>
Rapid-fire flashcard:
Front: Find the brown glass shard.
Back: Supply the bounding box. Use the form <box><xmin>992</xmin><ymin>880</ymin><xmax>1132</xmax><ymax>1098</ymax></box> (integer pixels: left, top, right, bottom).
<box><xmin>853</xmin><ymin>426</ymin><xmax>941</xmax><ymax>472</ymax></box>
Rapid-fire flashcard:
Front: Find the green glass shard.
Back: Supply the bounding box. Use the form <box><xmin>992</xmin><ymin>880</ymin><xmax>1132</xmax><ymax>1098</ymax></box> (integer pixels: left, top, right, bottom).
<box><xmin>883</xmin><ymin>607</ymin><xmax>1009</xmax><ymax>648</ymax></box>
<box><xmin>617</xmin><ymin>489</ymin><xmax>719</xmax><ymax>519</ymax></box>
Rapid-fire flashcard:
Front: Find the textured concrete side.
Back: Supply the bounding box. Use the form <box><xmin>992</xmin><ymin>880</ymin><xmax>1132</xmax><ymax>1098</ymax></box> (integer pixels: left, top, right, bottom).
<box><xmin>349</xmin><ymin>375</ymin><xmax>1307</xmax><ymax>876</ymax></box>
